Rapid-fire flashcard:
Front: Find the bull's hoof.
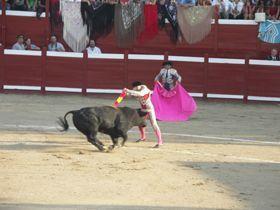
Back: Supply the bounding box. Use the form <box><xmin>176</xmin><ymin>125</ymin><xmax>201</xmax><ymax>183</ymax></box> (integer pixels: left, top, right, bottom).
<box><xmin>101</xmin><ymin>146</ymin><xmax>110</xmax><ymax>153</ymax></box>
<box><xmin>108</xmin><ymin>145</ymin><xmax>115</xmax><ymax>151</ymax></box>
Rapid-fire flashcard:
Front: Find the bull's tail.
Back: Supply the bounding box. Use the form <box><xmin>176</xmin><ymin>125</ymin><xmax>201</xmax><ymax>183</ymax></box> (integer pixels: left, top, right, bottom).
<box><xmin>57</xmin><ymin>111</ymin><xmax>76</xmax><ymax>132</ymax></box>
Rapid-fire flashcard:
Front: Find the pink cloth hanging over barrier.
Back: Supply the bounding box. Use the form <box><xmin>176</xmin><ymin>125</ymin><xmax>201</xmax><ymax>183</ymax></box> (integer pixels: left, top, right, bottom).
<box><xmin>151</xmin><ymin>82</ymin><xmax>197</xmax><ymax>121</ymax></box>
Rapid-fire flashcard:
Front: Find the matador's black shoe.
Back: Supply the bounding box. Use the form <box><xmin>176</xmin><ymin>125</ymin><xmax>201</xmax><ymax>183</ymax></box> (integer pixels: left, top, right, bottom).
<box><xmin>136</xmin><ymin>139</ymin><xmax>146</xmax><ymax>143</ymax></box>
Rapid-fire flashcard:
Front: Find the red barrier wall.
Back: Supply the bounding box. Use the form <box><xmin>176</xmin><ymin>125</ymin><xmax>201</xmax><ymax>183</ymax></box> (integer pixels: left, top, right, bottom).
<box><xmin>248</xmin><ymin>65</ymin><xmax>280</xmax><ymax>97</ymax></box>
<box><xmin>0</xmin><ymin>50</ymin><xmax>279</xmax><ymax>101</ymax></box>
<box><xmin>4</xmin><ymin>54</ymin><xmax>42</xmax><ymax>86</ymax></box>
<box><xmin>87</xmin><ymin>58</ymin><xmax>125</xmax><ymax>89</ymax></box>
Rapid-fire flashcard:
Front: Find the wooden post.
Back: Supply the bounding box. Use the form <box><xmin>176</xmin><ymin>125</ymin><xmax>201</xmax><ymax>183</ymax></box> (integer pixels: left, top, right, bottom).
<box><xmin>164</xmin><ymin>51</ymin><xmax>169</xmax><ymax>61</ymax></box>
<box><xmin>0</xmin><ymin>45</ymin><xmax>4</xmax><ymax>92</ymax></box>
<box><xmin>255</xmin><ymin>23</ymin><xmax>261</xmax><ymax>58</ymax></box>
<box><xmin>243</xmin><ymin>56</ymin><xmax>249</xmax><ymax>103</ymax></box>
<box><xmin>41</xmin><ymin>47</ymin><xmax>47</xmax><ymax>94</ymax></box>
<box><xmin>124</xmin><ymin>50</ymin><xmax>129</xmax><ymax>88</ymax></box>
<box><xmin>2</xmin><ymin>0</ymin><xmax>7</xmax><ymax>48</ymax></box>
<box><xmin>82</xmin><ymin>51</ymin><xmax>88</xmax><ymax>95</ymax></box>
<box><xmin>45</xmin><ymin>0</ymin><xmax>50</xmax><ymax>47</ymax></box>
<box><xmin>214</xmin><ymin>6</ymin><xmax>219</xmax><ymax>55</ymax></box>
<box><xmin>203</xmin><ymin>54</ymin><xmax>209</xmax><ymax>100</ymax></box>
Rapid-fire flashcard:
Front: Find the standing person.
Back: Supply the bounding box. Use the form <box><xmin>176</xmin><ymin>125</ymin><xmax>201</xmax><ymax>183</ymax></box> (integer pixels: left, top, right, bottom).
<box><xmin>230</xmin><ymin>0</ymin><xmax>245</xmax><ymax>19</ymax></box>
<box><xmin>124</xmin><ymin>81</ymin><xmax>163</xmax><ymax>148</ymax></box>
<box><xmin>12</xmin><ymin>0</ymin><xmax>26</xmax><ymax>11</ymax></box>
<box><xmin>267</xmin><ymin>0</ymin><xmax>280</xmax><ymax>20</ymax></box>
<box><xmin>154</xmin><ymin>61</ymin><xmax>182</xmax><ymax>91</ymax></box>
<box><xmin>152</xmin><ymin>61</ymin><xmax>197</xmax><ymax>122</ymax></box>
<box><xmin>26</xmin><ymin>0</ymin><xmax>37</xmax><ymax>11</ymax></box>
<box><xmin>244</xmin><ymin>0</ymin><xmax>255</xmax><ymax>20</ymax></box>
<box><xmin>36</xmin><ymin>0</ymin><xmax>46</xmax><ymax>19</ymax></box>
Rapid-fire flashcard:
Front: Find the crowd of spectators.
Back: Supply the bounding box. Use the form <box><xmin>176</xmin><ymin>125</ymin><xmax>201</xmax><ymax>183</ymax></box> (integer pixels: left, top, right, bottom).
<box><xmin>11</xmin><ymin>34</ymin><xmax>103</xmax><ymax>55</ymax></box>
<box><xmin>213</xmin><ymin>0</ymin><xmax>280</xmax><ymax>20</ymax></box>
<box><xmin>11</xmin><ymin>34</ymin><xmax>66</xmax><ymax>51</ymax></box>
<box><xmin>11</xmin><ymin>33</ymin><xmax>278</xmax><ymax>61</ymax></box>
<box><xmin>0</xmin><ymin>0</ymin><xmax>45</xmax><ymax>13</ymax></box>
<box><xmin>1</xmin><ymin>0</ymin><xmax>280</xmax><ymax>20</ymax></box>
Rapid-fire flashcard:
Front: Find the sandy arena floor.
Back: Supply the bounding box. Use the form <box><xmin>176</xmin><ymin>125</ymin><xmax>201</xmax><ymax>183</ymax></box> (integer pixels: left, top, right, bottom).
<box><xmin>0</xmin><ymin>94</ymin><xmax>279</xmax><ymax>210</ymax></box>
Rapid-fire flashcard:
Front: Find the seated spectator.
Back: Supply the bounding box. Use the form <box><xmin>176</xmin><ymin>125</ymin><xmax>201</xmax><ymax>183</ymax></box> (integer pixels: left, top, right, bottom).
<box><xmin>25</xmin><ymin>38</ymin><xmax>40</xmax><ymax>50</ymax></box>
<box><xmin>266</xmin><ymin>48</ymin><xmax>279</xmax><ymax>60</ymax></box>
<box><xmin>87</xmin><ymin>40</ymin><xmax>102</xmax><ymax>54</ymax></box>
<box><xmin>244</xmin><ymin>0</ymin><xmax>255</xmax><ymax>19</ymax></box>
<box><xmin>12</xmin><ymin>35</ymin><xmax>26</xmax><ymax>50</ymax></box>
<box><xmin>267</xmin><ymin>0</ymin><xmax>280</xmax><ymax>20</ymax></box>
<box><xmin>26</xmin><ymin>0</ymin><xmax>37</xmax><ymax>11</ymax></box>
<box><xmin>230</xmin><ymin>0</ymin><xmax>245</xmax><ymax>19</ymax></box>
<box><xmin>48</xmin><ymin>35</ymin><xmax>65</xmax><ymax>52</ymax></box>
<box><xmin>12</xmin><ymin>0</ymin><xmax>27</xmax><ymax>11</ymax></box>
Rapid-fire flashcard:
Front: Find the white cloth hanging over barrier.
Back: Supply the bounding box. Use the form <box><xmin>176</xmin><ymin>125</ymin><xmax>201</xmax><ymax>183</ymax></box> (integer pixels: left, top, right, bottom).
<box><xmin>60</xmin><ymin>0</ymin><xmax>89</xmax><ymax>52</ymax></box>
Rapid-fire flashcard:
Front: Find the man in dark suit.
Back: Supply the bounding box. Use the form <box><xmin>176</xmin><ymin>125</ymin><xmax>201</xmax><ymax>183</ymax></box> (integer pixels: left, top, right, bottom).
<box><xmin>266</xmin><ymin>48</ymin><xmax>279</xmax><ymax>61</ymax></box>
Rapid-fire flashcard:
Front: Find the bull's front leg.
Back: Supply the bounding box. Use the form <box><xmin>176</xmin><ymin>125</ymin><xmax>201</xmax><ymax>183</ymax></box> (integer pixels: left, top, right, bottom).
<box><xmin>109</xmin><ymin>136</ymin><xmax>119</xmax><ymax>151</ymax></box>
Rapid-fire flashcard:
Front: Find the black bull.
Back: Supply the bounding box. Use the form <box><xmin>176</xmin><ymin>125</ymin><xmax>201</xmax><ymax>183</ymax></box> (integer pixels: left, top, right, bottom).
<box><xmin>58</xmin><ymin>106</ymin><xmax>147</xmax><ymax>152</ymax></box>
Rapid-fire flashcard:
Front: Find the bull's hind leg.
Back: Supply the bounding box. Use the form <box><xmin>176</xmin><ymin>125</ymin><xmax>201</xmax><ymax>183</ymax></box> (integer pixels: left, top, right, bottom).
<box><xmin>87</xmin><ymin>134</ymin><xmax>106</xmax><ymax>152</ymax></box>
<box><xmin>121</xmin><ymin>134</ymin><xmax>128</xmax><ymax>147</ymax></box>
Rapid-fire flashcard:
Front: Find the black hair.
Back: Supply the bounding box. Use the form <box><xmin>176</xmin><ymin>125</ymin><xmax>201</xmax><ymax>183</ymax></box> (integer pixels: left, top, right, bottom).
<box><xmin>17</xmin><ymin>34</ymin><xmax>24</xmax><ymax>39</ymax></box>
<box><xmin>162</xmin><ymin>61</ymin><xmax>173</xmax><ymax>66</ymax></box>
<box><xmin>132</xmin><ymin>81</ymin><xmax>142</xmax><ymax>88</ymax></box>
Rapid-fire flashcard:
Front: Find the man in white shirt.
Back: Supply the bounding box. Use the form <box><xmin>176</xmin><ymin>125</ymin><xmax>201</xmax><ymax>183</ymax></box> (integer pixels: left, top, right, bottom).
<box><xmin>12</xmin><ymin>35</ymin><xmax>26</xmax><ymax>50</ymax></box>
<box><xmin>87</xmin><ymin>40</ymin><xmax>102</xmax><ymax>55</ymax></box>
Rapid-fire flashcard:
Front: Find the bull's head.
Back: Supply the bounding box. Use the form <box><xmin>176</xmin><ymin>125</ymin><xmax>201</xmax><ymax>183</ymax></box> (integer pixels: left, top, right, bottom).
<box><xmin>137</xmin><ymin>109</ymin><xmax>149</xmax><ymax>117</ymax></box>
<box><xmin>136</xmin><ymin>109</ymin><xmax>149</xmax><ymax>127</ymax></box>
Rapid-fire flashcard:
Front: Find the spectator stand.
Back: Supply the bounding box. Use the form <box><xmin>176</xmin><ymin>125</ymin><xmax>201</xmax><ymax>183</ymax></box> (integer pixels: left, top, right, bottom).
<box><xmin>1</xmin><ymin>2</ymin><xmax>280</xmax><ymax>57</ymax></box>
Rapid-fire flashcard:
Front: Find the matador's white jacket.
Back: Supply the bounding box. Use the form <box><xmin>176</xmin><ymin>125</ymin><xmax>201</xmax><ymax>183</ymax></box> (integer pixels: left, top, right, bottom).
<box><xmin>126</xmin><ymin>85</ymin><xmax>154</xmax><ymax>112</ymax></box>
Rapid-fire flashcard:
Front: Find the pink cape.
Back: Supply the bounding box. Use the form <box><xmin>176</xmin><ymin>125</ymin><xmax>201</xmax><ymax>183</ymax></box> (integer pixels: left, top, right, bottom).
<box><xmin>151</xmin><ymin>82</ymin><xmax>197</xmax><ymax>122</ymax></box>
